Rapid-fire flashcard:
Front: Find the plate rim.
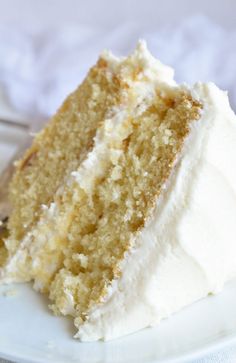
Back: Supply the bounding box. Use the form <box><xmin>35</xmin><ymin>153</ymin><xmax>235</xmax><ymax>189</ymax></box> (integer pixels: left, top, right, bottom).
<box><xmin>0</xmin><ymin>329</ymin><xmax>236</xmax><ymax>363</ymax></box>
<box><xmin>162</xmin><ymin>332</ymin><xmax>236</xmax><ymax>363</ymax></box>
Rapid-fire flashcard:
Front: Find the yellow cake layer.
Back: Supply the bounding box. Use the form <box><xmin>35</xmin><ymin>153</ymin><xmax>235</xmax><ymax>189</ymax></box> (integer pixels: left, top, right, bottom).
<box><xmin>4</xmin><ymin>54</ymin><xmax>133</xmax><ymax>257</ymax></box>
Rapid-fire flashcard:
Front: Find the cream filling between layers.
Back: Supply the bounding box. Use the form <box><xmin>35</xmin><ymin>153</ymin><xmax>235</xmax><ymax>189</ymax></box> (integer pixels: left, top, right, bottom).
<box><xmin>75</xmin><ymin>82</ymin><xmax>236</xmax><ymax>341</ymax></box>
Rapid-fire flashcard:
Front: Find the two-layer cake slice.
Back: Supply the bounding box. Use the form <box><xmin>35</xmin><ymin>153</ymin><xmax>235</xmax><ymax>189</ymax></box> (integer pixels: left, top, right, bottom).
<box><xmin>1</xmin><ymin>41</ymin><xmax>236</xmax><ymax>341</ymax></box>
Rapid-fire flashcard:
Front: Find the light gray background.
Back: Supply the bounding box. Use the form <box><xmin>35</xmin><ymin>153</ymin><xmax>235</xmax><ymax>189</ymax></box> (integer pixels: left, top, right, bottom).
<box><xmin>0</xmin><ymin>0</ymin><xmax>235</xmax><ymax>30</ymax></box>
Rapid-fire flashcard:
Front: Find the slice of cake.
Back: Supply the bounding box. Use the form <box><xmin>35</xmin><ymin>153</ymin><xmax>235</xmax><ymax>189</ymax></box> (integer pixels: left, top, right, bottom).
<box><xmin>1</xmin><ymin>41</ymin><xmax>236</xmax><ymax>341</ymax></box>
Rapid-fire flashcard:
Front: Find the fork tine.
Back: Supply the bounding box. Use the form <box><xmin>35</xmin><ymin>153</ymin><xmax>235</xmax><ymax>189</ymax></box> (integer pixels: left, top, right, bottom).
<box><xmin>0</xmin><ymin>118</ymin><xmax>29</xmax><ymax>130</ymax></box>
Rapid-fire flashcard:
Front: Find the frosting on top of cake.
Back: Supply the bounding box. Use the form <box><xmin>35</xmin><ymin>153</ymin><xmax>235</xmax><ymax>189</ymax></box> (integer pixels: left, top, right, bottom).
<box><xmin>101</xmin><ymin>40</ymin><xmax>175</xmax><ymax>86</ymax></box>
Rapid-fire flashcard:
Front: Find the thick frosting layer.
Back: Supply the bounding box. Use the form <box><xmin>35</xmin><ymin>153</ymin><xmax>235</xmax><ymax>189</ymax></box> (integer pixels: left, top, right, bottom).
<box><xmin>101</xmin><ymin>40</ymin><xmax>175</xmax><ymax>86</ymax></box>
<box><xmin>75</xmin><ymin>82</ymin><xmax>236</xmax><ymax>341</ymax></box>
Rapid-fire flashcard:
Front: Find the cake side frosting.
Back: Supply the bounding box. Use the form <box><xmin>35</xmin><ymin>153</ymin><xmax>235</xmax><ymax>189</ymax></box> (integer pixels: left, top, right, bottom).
<box><xmin>75</xmin><ymin>83</ymin><xmax>236</xmax><ymax>341</ymax></box>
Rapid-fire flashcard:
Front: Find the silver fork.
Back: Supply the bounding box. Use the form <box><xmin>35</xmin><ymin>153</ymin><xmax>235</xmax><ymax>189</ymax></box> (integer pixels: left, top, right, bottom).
<box><xmin>0</xmin><ymin>119</ymin><xmax>32</xmax><ymax>234</ymax></box>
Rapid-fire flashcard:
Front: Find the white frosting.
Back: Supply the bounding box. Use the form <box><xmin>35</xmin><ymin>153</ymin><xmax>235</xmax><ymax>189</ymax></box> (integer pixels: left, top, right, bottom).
<box><xmin>101</xmin><ymin>40</ymin><xmax>175</xmax><ymax>86</ymax></box>
<box><xmin>2</xmin><ymin>42</ymin><xmax>236</xmax><ymax>342</ymax></box>
<box><xmin>75</xmin><ymin>83</ymin><xmax>236</xmax><ymax>341</ymax></box>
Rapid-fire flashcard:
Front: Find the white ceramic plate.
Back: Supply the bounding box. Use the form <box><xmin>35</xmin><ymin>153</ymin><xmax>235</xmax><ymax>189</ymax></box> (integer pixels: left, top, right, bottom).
<box><xmin>0</xmin><ymin>280</ymin><xmax>236</xmax><ymax>363</ymax></box>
